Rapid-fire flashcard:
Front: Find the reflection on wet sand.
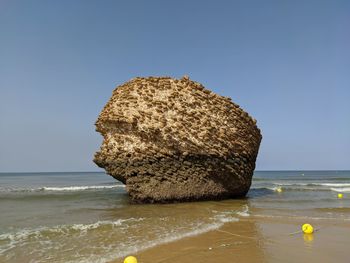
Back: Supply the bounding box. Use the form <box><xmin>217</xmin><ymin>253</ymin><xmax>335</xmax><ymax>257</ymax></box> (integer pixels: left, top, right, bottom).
<box><xmin>109</xmin><ymin>185</ymin><xmax>350</xmax><ymax>263</ymax></box>
<box><xmin>111</xmin><ymin>217</ymin><xmax>268</xmax><ymax>263</ymax></box>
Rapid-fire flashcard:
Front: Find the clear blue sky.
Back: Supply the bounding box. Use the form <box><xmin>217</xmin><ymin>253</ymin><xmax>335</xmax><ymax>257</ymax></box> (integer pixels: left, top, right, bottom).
<box><xmin>0</xmin><ymin>0</ymin><xmax>349</xmax><ymax>172</ymax></box>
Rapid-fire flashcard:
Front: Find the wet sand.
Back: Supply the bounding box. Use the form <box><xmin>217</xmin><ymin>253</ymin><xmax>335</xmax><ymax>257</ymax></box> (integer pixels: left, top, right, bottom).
<box><xmin>2</xmin><ymin>171</ymin><xmax>349</xmax><ymax>262</ymax></box>
<box><xmin>112</xmin><ymin>216</ymin><xmax>350</xmax><ymax>263</ymax></box>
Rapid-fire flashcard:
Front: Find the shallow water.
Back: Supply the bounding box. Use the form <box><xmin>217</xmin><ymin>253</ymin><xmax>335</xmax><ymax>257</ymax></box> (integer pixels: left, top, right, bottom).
<box><xmin>0</xmin><ymin>171</ymin><xmax>349</xmax><ymax>262</ymax></box>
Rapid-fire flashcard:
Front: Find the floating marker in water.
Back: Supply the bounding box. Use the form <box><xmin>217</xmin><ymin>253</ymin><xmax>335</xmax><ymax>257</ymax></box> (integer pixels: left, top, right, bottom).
<box><xmin>276</xmin><ymin>187</ymin><xmax>283</xmax><ymax>193</ymax></box>
<box><xmin>338</xmin><ymin>193</ymin><xmax>343</xmax><ymax>199</ymax></box>
<box><xmin>302</xmin><ymin>223</ymin><xmax>314</xmax><ymax>234</ymax></box>
<box><xmin>124</xmin><ymin>256</ymin><xmax>138</xmax><ymax>263</ymax></box>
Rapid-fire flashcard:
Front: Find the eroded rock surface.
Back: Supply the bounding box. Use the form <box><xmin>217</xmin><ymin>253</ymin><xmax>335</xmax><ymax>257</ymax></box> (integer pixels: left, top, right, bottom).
<box><xmin>94</xmin><ymin>76</ymin><xmax>262</xmax><ymax>203</ymax></box>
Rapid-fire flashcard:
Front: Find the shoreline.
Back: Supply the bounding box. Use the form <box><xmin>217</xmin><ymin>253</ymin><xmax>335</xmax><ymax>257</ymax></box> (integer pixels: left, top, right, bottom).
<box><xmin>111</xmin><ymin>216</ymin><xmax>350</xmax><ymax>263</ymax></box>
<box><xmin>1</xmin><ymin>171</ymin><xmax>349</xmax><ymax>263</ymax></box>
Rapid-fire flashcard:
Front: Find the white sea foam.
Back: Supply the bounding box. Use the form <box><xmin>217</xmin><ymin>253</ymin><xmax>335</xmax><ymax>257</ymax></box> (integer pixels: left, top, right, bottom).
<box><xmin>272</xmin><ymin>182</ymin><xmax>309</xmax><ymax>186</ymax></box>
<box><xmin>251</xmin><ymin>186</ymin><xmax>296</xmax><ymax>191</ymax></box>
<box><xmin>213</xmin><ymin>213</ymin><xmax>240</xmax><ymax>223</ymax></box>
<box><xmin>212</xmin><ymin>206</ymin><xmax>248</xmax><ymax>222</ymax></box>
<box><xmin>330</xmin><ymin>187</ymin><xmax>350</xmax><ymax>193</ymax></box>
<box><xmin>320</xmin><ymin>183</ymin><xmax>350</xmax><ymax>187</ymax></box>
<box><xmin>0</xmin><ymin>220</ymin><xmax>229</xmax><ymax>263</ymax></box>
<box><xmin>279</xmin><ymin>182</ymin><xmax>350</xmax><ymax>187</ymax></box>
<box><xmin>254</xmin><ymin>214</ymin><xmax>350</xmax><ymax>221</ymax></box>
<box><xmin>0</xmin><ymin>210</ymin><xmax>241</xmax><ymax>263</ymax></box>
<box><xmin>268</xmin><ymin>182</ymin><xmax>350</xmax><ymax>188</ymax></box>
<box><xmin>42</xmin><ymin>185</ymin><xmax>125</xmax><ymax>191</ymax></box>
<box><xmin>71</xmin><ymin>222</ymin><xmax>226</xmax><ymax>263</ymax></box>
<box><xmin>0</xmin><ymin>218</ymin><xmax>139</xmax><ymax>255</ymax></box>
<box><xmin>0</xmin><ymin>185</ymin><xmax>125</xmax><ymax>193</ymax></box>
<box><xmin>236</xmin><ymin>205</ymin><xmax>250</xmax><ymax>217</ymax></box>
<box><xmin>218</xmin><ymin>217</ymin><xmax>240</xmax><ymax>223</ymax></box>
<box><xmin>252</xmin><ymin>183</ymin><xmax>350</xmax><ymax>192</ymax></box>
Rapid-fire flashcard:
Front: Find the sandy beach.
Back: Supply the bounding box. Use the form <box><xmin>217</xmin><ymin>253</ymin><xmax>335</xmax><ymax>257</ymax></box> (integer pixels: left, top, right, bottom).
<box><xmin>113</xmin><ymin>216</ymin><xmax>350</xmax><ymax>263</ymax></box>
<box><xmin>1</xmin><ymin>171</ymin><xmax>349</xmax><ymax>263</ymax></box>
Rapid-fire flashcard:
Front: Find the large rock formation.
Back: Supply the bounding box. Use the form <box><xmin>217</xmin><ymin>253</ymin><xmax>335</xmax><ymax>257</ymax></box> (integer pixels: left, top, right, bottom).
<box><xmin>94</xmin><ymin>76</ymin><xmax>262</xmax><ymax>203</ymax></box>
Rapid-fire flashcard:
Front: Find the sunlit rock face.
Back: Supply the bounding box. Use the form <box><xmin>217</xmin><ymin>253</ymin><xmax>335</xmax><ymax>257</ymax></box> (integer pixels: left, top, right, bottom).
<box><xmin>94</xmin><ymin>76</ymin><xmax>262</xmax><ymax>203</ymax></box>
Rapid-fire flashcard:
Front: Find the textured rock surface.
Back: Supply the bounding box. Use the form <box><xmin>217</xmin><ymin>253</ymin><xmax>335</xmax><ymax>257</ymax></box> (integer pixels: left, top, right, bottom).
<box><xmin>94</xmin><ymin>76</ymin><xmax>262</xmax><ymax>203</ymax></box>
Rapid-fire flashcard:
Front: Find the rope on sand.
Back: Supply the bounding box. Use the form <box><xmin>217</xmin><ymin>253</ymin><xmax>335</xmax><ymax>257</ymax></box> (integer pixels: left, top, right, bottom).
<box><xmin>288</xmin><ymin>221</ymin><xmax>344</xmax><ymax>236</ymax></box>
<box><xmin>215</xmin><ymin>229</ymin><xmax>257</xmax><ymax>240</ymax></box>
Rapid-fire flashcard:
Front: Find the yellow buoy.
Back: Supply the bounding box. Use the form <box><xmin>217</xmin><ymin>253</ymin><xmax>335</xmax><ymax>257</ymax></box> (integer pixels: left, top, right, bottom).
<box><xmin>124</xmin><ymin>256</ymin><xmax>138</xmax><ymax>263</ymax></box>
<box><xmin>276</xmin><ymin>187</ymin><xmax>283</xmax><ymax>193</ymax></box>
<box><xmin>338</xmin><ymin>193</ymin><xmax>343</xmax><ymax>199</ymax></box>
<box><xmin>302</xmin><ymin>223</ymin><xmax>314</xmax><ymax>234</ymax></box>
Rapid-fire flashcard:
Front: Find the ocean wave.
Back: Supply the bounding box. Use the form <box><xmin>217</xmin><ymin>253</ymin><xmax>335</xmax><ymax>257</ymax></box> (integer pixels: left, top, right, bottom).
<box><xmin>236</xmin><ymin>205</ymin><xmax>250</xmax><ymax>217</ymax></box>
<box><xmin>63</xmin><ymin>221</ymin><xmax>226</xmax><ymax>263</ymax></box>
<box><xmin>213</xmin><ymin>213</ymin><xmax>240</xmax><ymax>223</ymax></box>
<box><xmin>272</xmin><ymin>182</ymin><xmax>308</xmax><ymax>186</ymax></box>
<box><xmin>0</xmin><ymin>218</ymin><xmax>135</xmax><ymax>240</ymax></box>
<box><xmin>250</xmin><ymin>186</ymin><xmax>327</xmax><ymax>192</ymax></box>
<box><xmin>0</xmin><ymin>185</ymin><xmax>125</xmax><ymax>193</ymax></box>
<box><xmin>320</xmin><ymin>183</ymin><xmax>350</xmax><ymax>187</ymax></box>
<box><xmin>42</xmin><ymin>185</ymin><xmax>125</xmax><ymax>191</ymax></box>
<box><xmin>211</xmin><ymin>206</ymin><xmax>248</xmax><ymax>223</ymax></box>
<box><xmin>0</xmin><ymin>218</ymin><xmax>141</xmax><ymax>255</ymax></box>
<box><xmin>253</xmin><ymin>214</ymin><xmax>350</xmax><ymax>221</ymax></box>
<box><xmin>0</xmin><ymin>215</ymin><xmax>234</xmax><ymax>263</ymax></box>
<box><xmin>330</xmin><ymin>187</ymin><xmax>350</xmax><ymax>193</ymax></box>
<box><xmin>251</xmin><ymin>184</ymin><xmax>350</xmax><ymax>193</ymax></box>
<box><xmin>272</xmin><ymin>182</ymin><xmax>350</xmax><ymax>187</ymax></box>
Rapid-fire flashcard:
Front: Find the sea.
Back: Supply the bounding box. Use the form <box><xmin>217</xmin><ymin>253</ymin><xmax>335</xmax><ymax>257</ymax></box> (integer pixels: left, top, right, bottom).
<box><xmin>0</xmin><ymin>171</ymin><xmax>349</xmax><ymax>263</ymax></box>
